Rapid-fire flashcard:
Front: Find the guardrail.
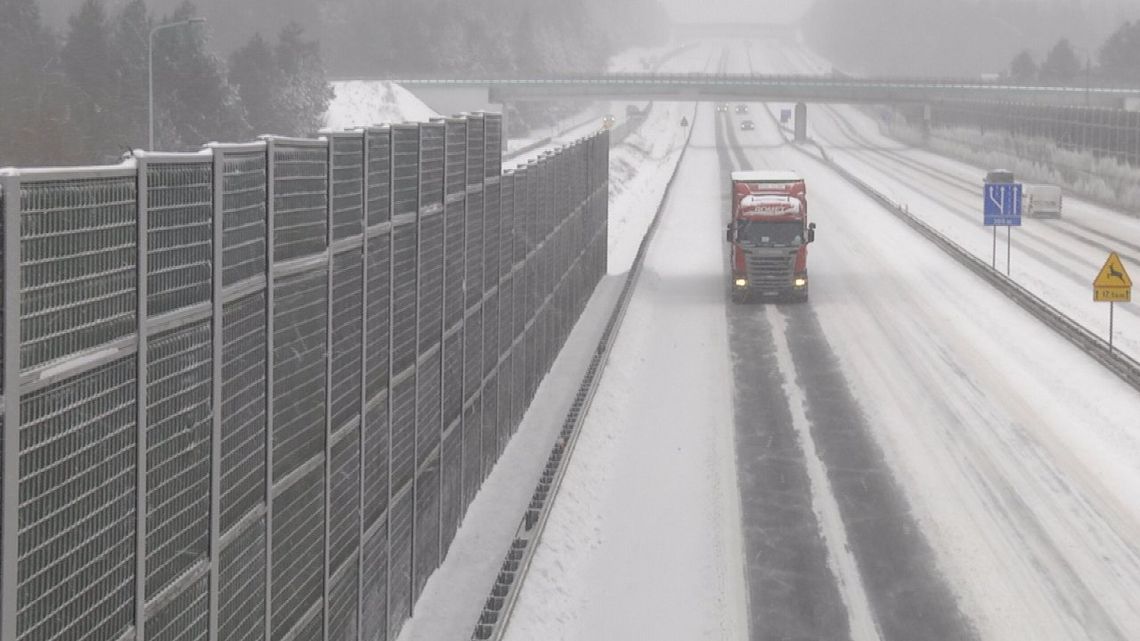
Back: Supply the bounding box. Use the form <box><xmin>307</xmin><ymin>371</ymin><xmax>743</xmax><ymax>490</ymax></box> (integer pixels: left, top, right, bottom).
<box><xmin>762</xmin><ymin>106</ymin><xmax>1140</xmax><ymax>393</ymax></box>
<box><xmin>470</xmin><ymin>104</ymin><xmax>699</xmax><ymax>641</ymax></box>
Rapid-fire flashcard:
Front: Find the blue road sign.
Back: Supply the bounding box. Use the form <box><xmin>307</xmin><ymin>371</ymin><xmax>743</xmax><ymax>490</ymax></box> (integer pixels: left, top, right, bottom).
<box><xmin>780</xmin><ymin>109</ymin><xmax>792</xmax><ymax>124</ymax></box>
<box><xmin>984</xmin><ymin>182</ymin><xmax>1022</xmax><ymax>226</ymax></box>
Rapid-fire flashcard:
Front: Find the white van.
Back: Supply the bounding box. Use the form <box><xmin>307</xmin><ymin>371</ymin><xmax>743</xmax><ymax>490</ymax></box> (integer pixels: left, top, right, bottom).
<box><xmin>1023</xmin><ymin>184</ymin><xmax>1063</xmax><ymax>218</ymax></box>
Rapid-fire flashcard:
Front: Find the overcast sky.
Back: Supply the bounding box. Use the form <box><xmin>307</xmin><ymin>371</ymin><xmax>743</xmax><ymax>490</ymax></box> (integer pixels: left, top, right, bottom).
<box><xmin>662</xmin><ymin>0</ymin><xmax>813</xmax><ymax>24</ymax></box>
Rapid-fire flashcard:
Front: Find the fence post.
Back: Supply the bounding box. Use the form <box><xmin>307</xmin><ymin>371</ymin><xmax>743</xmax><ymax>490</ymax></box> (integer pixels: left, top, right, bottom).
<box><xmin>2</xmin><ymin>170</ymin><xmax>21</xmax><ymax>641</ymax></box>
<box><xmin>324</xmin><ymin>134</ymin><xmax>335</xmax><ymax>641</ymax></box>
<box><xmin>358</xmin><ymin>129</ymin><xmax>369</xmax><ymax>641</ymax></box>
<box><xmin>135</xmin><ymin>154</ymin><xmax>151</xmax><ymax>641</ymax></box>
<box><xmin>209</xmin><ymin>146</ymin><xmax>225</xmax><ymax>641</ymax></box>
<box><xmin>263</xmin><ymin>137</ymin><xmax>277</xmax><ymax>641</ymax></box>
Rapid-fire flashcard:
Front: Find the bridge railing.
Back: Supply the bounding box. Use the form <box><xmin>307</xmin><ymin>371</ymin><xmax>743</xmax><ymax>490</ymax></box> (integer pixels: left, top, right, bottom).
<box><xmin>0</xmin><ymin>113</ymin><xmax>610</xmax><ymax>641</ymax></box>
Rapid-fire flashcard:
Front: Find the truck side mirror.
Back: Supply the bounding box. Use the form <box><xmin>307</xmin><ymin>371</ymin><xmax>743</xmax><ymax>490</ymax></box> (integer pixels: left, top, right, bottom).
<box><xmin>726</xmin><ymin>224</ymin><xmax>735</xmax><ymax>243</ymax></box>
<box><xmin>807</xmin><ymin>222</ymin><xmax>817</xmax><ymax>243</ymax></box>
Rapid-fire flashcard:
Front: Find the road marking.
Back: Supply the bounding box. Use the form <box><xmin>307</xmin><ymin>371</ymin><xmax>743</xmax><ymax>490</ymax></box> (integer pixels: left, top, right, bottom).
<box><xmin>766</xmin><ymin>304</ymin><xmax>884</xmax><ymax>641</ymax></box>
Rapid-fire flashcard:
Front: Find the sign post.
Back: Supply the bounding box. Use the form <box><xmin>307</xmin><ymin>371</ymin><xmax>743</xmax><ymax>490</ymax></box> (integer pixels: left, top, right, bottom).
<box><xmin>1093</xmin><ymin>251</ymin><xmax>1133</xmax><ymax>353</ymax></box>
<box><xmin>983</xmin><ymin>182</ymin><xmax>1022</xmax><ymax>272</ymax></box>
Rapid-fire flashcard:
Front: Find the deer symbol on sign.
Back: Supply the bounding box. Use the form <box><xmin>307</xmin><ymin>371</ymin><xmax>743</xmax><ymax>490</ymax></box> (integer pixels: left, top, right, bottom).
<box><xmin>1109</xmin><ymin>263</ymin><xmax>1126</xmax><ymax>282</ymax></box>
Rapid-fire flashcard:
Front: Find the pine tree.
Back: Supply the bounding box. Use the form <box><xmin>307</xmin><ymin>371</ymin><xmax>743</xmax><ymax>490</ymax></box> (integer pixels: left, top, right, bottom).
<box><xmin>62</xmin><ymin>0</ymin><xmax>119</xmax><ymax>162</ymax></box>
<box><xmin>0</xmin><ymin>0</ymin><xmax>73</xmax><ymax>165</ymax></box>
<box><xmin>1099</xmin><ymin>21</ymin><xmax>1140</xmax><ymax>83</ymax></box>
<box><xmin>229</xmin><ymin>33</ymin><xmax>281</xmax><ymax>136</ymax></box>
<box><xmin>111</xmin><ymin>0</ymin><xmax>151</xmax><ymax>153</ymax></box>
<box><xmin>152</xmin><ymin>1</ymin><xmax>247</xmax><ymax>149</ymax></box>
<box><xmin>1009</xmin><ymin>49</ymin><xmax>1038</xmax><ymax>83</ymax></box>
<box><xmin>1040</xmin><ymin>38</ymin><xmax>1083</xmax><ymax>84</ymax></box>
<box><xmin>274</xmin><ymin>22</ymin><xmax>333</xmax><ymax>137</ymax></box>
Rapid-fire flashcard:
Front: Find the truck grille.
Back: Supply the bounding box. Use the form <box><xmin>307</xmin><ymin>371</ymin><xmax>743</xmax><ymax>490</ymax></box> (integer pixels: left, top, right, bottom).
<box><xmin>744</xmin><ymin>250</ymin><xmax>795</xmax><ymax>289</ymax></box>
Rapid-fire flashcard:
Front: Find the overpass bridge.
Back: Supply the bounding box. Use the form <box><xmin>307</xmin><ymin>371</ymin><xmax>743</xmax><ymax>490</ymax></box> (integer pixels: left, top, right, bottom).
<box><xmin>364</xmin><ymin>73</ymin><xmax>1140</xmax><ymax>109</ymax></box>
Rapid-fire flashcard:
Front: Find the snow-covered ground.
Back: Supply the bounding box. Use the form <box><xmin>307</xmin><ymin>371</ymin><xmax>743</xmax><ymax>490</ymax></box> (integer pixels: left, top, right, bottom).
<box><xmin>324</xmin><ymin>80</ymin><xmax>439</xmax><ymax>130</ymax></box>
<box><xmin>503</xmin><ymin>101</ymin><xmax>748</xmax><ymax>641</ymax></box>
<box><xmin>389</xmin><ymin>40</ymin><xmax>718</xmax><ymax>641</ymax></box>
<box><xmin>734</xmin><ymin>39</ymin><xmax>1140</xmax><ymax>640</ymax></box>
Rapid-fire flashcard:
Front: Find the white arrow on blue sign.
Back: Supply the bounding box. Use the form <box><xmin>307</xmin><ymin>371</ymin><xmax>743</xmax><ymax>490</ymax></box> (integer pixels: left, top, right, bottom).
<box><xmin>984</xmin><ymin>183</ymin><xmax>1022</xmax><ymax>226</ymax></box>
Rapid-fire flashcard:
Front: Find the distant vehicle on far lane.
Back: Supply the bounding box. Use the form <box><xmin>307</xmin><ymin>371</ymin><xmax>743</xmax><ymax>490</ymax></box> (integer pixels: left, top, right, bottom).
<box><xmin>736</xmin><ymin>104</ymin><xmax>750</xmax><ymax>114</ymax></box>
<box><xmin>602</xmin><ymin>115</ymin><xmax>616</xmax><ymax>130</ymax></box>
<box><xmin>716</xmin><ymin>103</ymin><xmax>729</xmax><ymax>113</ymax></box>
<box><xmin>1023</xmin><ymin>184</ymin><xmax>1063</xmax><ymax>218</ymax></box>
<box><xmin>740</xmin><ymin>120</ymin><xmax>755</xmax><ymax>131</ymax></box>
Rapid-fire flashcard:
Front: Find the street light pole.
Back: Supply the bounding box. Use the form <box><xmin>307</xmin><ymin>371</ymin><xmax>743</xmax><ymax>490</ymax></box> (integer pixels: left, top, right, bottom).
<box><xmin>148</xmin><ymin>17</ymin><xmax>206</xmax><ymax>151</ymax></box>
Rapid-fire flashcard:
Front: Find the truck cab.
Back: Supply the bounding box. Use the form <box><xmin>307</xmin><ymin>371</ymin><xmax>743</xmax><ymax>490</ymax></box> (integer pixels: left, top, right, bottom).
<box><xmin>725</xmin><ymin>171</ymin><xmax>816</xmax><ymax>303</ymax></box>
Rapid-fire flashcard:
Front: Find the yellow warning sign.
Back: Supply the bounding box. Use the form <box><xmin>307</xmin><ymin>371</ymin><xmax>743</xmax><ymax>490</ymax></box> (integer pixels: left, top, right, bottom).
<box><xmin>1093</xmin><ymin>252</ymin><xmax>1132</xmax><ymax>302</ymax></box>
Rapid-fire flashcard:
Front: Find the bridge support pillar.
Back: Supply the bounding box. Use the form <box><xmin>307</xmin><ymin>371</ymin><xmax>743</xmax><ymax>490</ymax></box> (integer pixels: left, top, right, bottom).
<box><xmin>794</xmin><ymin>102</ymin><xmax>808</xmax><ymax>143</ymax></box>
<box><xmin>922</xmin><ymin>103</ymin><xmax>932</xmax><ymax>141</ymax></box>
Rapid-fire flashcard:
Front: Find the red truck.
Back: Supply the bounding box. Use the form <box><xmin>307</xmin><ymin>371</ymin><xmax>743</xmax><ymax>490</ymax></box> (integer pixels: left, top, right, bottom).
<box><xmin>725</xmin><ymin>171</ymin><xmax>816</xmax><ymax>303</ymax></box>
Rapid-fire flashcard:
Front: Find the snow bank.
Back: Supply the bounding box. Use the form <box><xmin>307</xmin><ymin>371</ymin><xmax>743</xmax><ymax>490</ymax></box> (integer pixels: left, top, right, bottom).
<box><xmin>323</xmin><ymin>81</ymin><xmax>439</xmax><ymax>130</ymax></box>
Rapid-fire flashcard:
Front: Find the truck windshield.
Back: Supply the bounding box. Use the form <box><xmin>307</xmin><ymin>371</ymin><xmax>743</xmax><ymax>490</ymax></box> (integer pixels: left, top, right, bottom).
<box><xmin>737</xmin><ymin>220</ymin><xmax>803</xmax><ymax>246</ymax></box>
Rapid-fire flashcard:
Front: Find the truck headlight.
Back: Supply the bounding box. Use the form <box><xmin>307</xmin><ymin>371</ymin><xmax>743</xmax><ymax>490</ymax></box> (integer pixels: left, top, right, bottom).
<box><xmin>734</xmin><ymin>278</ymin><xmax>748</xmax><ymax>288</ymax></box>
<box><xmin>794</xmin><ymin>277</ymin><xmax>807</xmax><ymax>288</ymax></box>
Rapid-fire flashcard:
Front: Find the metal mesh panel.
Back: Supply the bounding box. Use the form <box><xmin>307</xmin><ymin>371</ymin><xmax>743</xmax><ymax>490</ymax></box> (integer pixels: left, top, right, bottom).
<box><xmin>366</xmin><ymin>129</ymin><xmax>392</xmax><ymax>227</ymax></box>
<box><xmin>273</xmin><ymin>268</ymin><xmax>327</xmax><ymax>481</ymax></box>
<box><xmin>219</xmin><ymin>518</ymin><xmax>266</xmax><ymax>641</ymax></box>
<box><xmin>146</xmin><ymin>320</ymin><xmax>212</xmax><ymax>598</ymax></box>
<box><xmin>418</xmin><ymin>212</ymin><xmax>444</xmax><ymax>350</ymax></box>
<box><xmin>483</xmin><ymin>290</ymin><xmax>498</xmax><ymax>380</ymax></box>
<box><xmin>387</xmin><ymin>489</ymin><xmax>413</xmax><ymax>641</ymax></box>
<box><xmin>20</xmin><ymin>176</ymin><xmax>136</xmax><ymax>370</ymax></box>
<box><xmin>390</xmin><ymin>376</ymin><xmax>416</xmax><ymax>496</ymax></box>
<box><xmin>512</xmin><ymin>168</ymin><xmax>527</xmax><ymax>267</ymax></box>
<box><xmin>442</xmin><ymin>332</ymin><xmax>463</xmax><ymax>432</ymax></box>
<box><xmin>331</xmin><ymin>250</ymin><xmax>364</xmax><ymax>431</ymax></box>
<box><xmin>483</xmin><ymin>180</ymin><xmax>500</xmax><ymax>296</ymax></box>
<box><xmin>499</xmin><ymin>174</ymin><xmax>514</xmax><ymax>281</ymax></box>
<box><xmin>419</xmin><ymin>123</ymin><xmax>445</xmax><ymax>212</ymax></box>
<box><xmin>17</xmin><ymin>357</ymin><xmax>136</xmax><ymax>641</ymax></box>
<box><xmin>464</xmin><ymin>190</ymin><xmax>483</xmax><ymax>309</ymax></box>
<box><xmin>482</xmin><ymin>373</ymin><xmax>499</xmax><ymax>470</ymax></box>
<box><xmin>329</xmin><ymin>563</ymin><xmax>358</xmax><ymax>641</ymax></box>
<box><xmin>221</xmin><ymin>292</ymin><xmax>266</xmax><ymax>532</ymax></box>
<box><xmin>484</xmin><ymin>114</ymin><xmax>502</xmax><ymax>176</ymax></box>
<box><xmin>332</xmin><ymin>135</ymin><xmax>365</xmax><ymax>241</ymax></box>
<box><xmin>445</xmin><ymin>120</ymin><xmax>466</xmax><ymax>196</ymax></box>
<box><xmin>272</xmin><ymin>144</ymin><xmax>328</xmax><ymax>262</ymax></box>
<box><xmin>463</xmin><ymin>309</ymin><xmax>482</xmax><ymax>403</ymax></box>
<box><xmin>416</xmin><ymin>352</ymin><xmax>441</xmax><ymax>466</ymax></box>
<box><xmin>360</xmin><ymin>523</ymin><xmax>388</xmax><ymax>641</ymax></box>
<box><xmin>497</xmin><ymin>362</ymin><xmax>512</xmax><ymax>449</ymax></box>
<box><xmin>392</xmin><ymin>126</ymin><xmax>419</xmax><ymax>218</ymax></box>
<box><xmin>222</xmin><ymin>151</ymin><xmax>267</xmax><ymax>286</ymax></box>
<box><xmin>365</xmin><ymin>231</ymin><xmax>391</xmax><ymax>402</ymax></box>
<box><xmin>147</xmin><ymin>162</ymin><xmax>212</xmax><ymax>316</ymax></box>
<box><xmin>443</xmin><ymin>200</ymin><xmax>465</xmax><ymax>329</ymax></box>
<box><xmin>511</xmin><ymin>346</ymin><xmax>525</xmax><ymax>429</ymax></box>
<box><xmin>362</xmin><ymin>395</ymin><xmax>389</xmax><ymax>531</ymax></box>
<box><xmin>498</xmin><ymin>276</ymin><xmax>513</xmax><ymax>362</ymax></box>
<box><xmin>271</xmin><ymin>465</ymin><xmax>324</xmax><ymax>641</ymax></box>
<box><xmin>466</xmin><ymin>116</ymin><xmax>485</xmax><ymax>188</ymax></box>
<box><xmin>412</xmin><ymin>453</ymin><xmax>440</xmax><ymax>600</ymax></box>
<box><xmin>144</xmin><ymin>574</ymin><xmax>209</xmax><ymax>641</ymax></box>
<box><xmin>329</xmin><ymin>430</ymin><xmax>360</xmax><ymax>574</ymax></box>
<box><xmin>391</xmin><ymin>224</ymin><xmax>417</xmax><ymax>375</ymax></box>
<box><xmin>294</xmin><ymin>609</ymin><xmax>323</xmax><ymax>641</ymax></box>
<box><xmin>462</xmin><ymin>395</ymin><xmax>483</xmax><ymax>500</ymax></box>
<box><xmin>441</xmin><ymin>427</ymin><xmax>461</xmax><ymax>548</ymax></box>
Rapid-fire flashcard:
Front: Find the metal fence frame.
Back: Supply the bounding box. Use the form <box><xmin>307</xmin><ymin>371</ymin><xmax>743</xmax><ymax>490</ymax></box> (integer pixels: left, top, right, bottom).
<box><xmin>0</xmin><ymin>115</ymin><xmax>609</xmax><ymax>641</ymax></box>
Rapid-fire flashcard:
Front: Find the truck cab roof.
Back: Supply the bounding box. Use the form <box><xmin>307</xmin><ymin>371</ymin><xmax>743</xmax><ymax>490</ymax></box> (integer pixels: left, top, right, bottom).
<box><xmin>731</xmin><ymin>170</ymin><xmax>803</xmax><ymax>183</ymax></box>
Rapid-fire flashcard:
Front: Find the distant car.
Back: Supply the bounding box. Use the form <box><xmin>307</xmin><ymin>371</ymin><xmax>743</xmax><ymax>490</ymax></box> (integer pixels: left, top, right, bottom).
<box><xmin>1023</xmin><ymin>183</ymin><xmax>1063</xmax><ymax>218</ymax></box>
<box><xmin>716</xmin><ymin>103</ymin><xmax>729</xmax><ymax>113</ymax></box>
<box><xmin>740</xmin><ymin>120</ymin><xmax>755</xmax><ymax>131</ymax></box>
<box><xmin>602</xmin><ymin>115</ymin><xmax>616</xmax><ymax>130</ymax></box>
<box><xmin>736</xmin><ymin>104</ymin><xmax>750</xmax><ymax>114</ymax></box>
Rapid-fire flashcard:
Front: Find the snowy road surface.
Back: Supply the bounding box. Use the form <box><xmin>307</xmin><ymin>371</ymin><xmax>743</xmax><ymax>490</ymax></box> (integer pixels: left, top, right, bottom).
<box><xmin>502</xmin><ymin>41</ymin><xmax>1140</xmax><ymax>641</ymax></box>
